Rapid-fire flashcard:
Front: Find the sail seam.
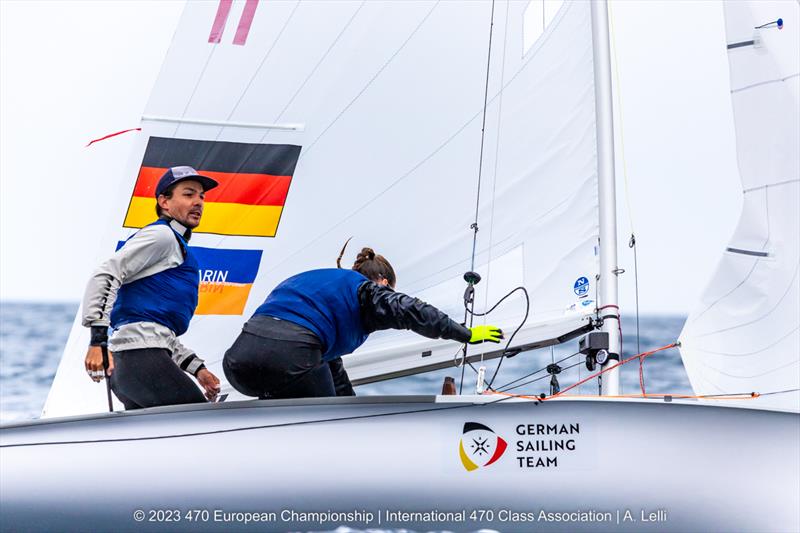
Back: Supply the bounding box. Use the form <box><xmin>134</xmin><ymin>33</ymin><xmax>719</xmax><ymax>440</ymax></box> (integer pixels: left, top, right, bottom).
<box><xmin>690</xmin><ymin>352</ymin><xmax>799</xmax><ymax>379</ymax></box>
<box><xmin>693</xmin><ymin>264</ymin><xmax>799</xmax><ymax>338</ymax></box>
<box><xmin>261</xmin><ymin>1</ymin><xmax>582</xmax><ymax>275</ymax></box>
<box><xmin>689</xmin><ymin>188</ymin><xmax>772</xmax><ymax>324</ymax></box>
<box><xmin>173</xmin><ymin>47</ymin><xmax>218</xmax><ymax>137</ymax></box>
<box><xmin>691</xmin><ymin>325</ymin><xmax>800</xmax><ymax>358</ymax></box>
<box><xmin>743</xmin><ymin>178</ymin><xmax>799</xmax><ymax>193</ymax></box>
<box><xmin>299</xmin><ymin>1</ymin><xmax>441</xmax><ymax>159</ymax></box>
<box><xmin>220</xmin><ymin>0</ymin><xmax>302</xmax><ymax>131</ymax></box>
<box><xmin>265</xmin><ymin>1</ymin><xmax>367</xmax><ymax>138</ymax></box>
<box><xmin>730</xmin><ymin>72</ymin><xmax>800</xmax><ymax>94</ymax></box>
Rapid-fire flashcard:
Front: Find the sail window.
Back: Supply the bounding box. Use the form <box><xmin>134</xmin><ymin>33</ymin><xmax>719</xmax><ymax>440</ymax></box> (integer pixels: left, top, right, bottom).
<box><xmin>523</xmin><ymin>0</ymin><xmax>565</xmax><ymax>56</ymax></box>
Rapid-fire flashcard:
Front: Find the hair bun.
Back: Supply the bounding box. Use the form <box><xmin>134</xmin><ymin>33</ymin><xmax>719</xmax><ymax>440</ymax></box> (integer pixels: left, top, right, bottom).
<box><xmin>360</xmin><ymin>247</ymin><xmax>375</xmax><ymax>261</ymax></box>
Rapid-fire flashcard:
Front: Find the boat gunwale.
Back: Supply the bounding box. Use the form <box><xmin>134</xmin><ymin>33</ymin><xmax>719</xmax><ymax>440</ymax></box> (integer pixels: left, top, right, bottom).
<box><xmin>2</xmin><ymin>393</ymin><xmax>796</xmax><ymax>432</ymax></box>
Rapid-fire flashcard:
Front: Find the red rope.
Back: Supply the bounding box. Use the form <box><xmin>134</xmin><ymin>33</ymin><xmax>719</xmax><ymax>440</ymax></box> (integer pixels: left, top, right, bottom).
<box><xmin>548</xmin><ymin>342</ymin><xmax>679</xmax><ymax>399</ymax></box>
<box><xmin>85</xmin><ymin>127</ymin><xmax>141</xmax><ymax>147</ymax></box>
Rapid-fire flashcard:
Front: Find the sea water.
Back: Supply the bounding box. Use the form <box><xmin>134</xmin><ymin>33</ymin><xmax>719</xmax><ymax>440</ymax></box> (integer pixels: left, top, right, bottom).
<box><xmin>0</xmin><ymin>301</ymin><xmax>691</xmax><ymax>424</ymax></box>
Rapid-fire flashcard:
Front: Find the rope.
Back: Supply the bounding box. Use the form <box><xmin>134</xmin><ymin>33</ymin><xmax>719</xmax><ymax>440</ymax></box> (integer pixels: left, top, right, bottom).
<box><xmin>460</xmin><ymin>0</ymin><xmax>497</xmax><ymax>395</ymax></box>
<box><xmin>493</xmin><ymin>350</ymin><xmax>580</xmax><ymax>392</ymax></box>
<box><xmin>485</xmin><ymin>343</ymin><xmax>780</xmax><ymax>403</ymax></box>
<box><xmin>481</xmin><ymin>0</ymin><xmax>511</xmax><ymax>339</ymax></box>
<box><xmin>469</xmin><ymin>0</ymin><xmax>497</xmax><ymax>273</ymax></box>
<box><xmin>552</xmin><ymin>342</ymin><xmax>678</xmax><ymax>398</ymax></box>
<box><xmin>499</xmin><ymin>360</ymin><xmax>584</xmax><ymax>393</ymax></box>
<box><xmin>631</xmin><ymin>235</ymin><xmax>641</xmax><ymax>357</ymax></box>
<box><xmin>488</xmin><ymin>391</ymin><xmax>761</xmax><ymax>402</ymax></box>
<box><xmin>608</xmin><ymin>2</ymin><xmax>642</xmax><ymax>360</ymax></box>
<box><xmin>607</xmin><ymin>1</ymin><xmax>635</xmax><ymax>237</ymax></box>
<box><xmin>484</xmin><ymin>342</ymin><xmax>678</xmax><ymax>399</ymax></box>
<box><xmin>483</xmin><ymin>339</ymin><xmax>772</xmax><ymax>402</ymax></box>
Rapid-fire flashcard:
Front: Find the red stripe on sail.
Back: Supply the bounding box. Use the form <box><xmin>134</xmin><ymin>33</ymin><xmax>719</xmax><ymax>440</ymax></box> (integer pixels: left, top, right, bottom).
<box><xmin>209</xmin><ymin>0</ymin><xmax>234</xmax><ymax>43</ymax></box>
<box><xmin>133</xmin><ymin>167</ymin><xmax>291</xmax><ymax>206</ymax></box>
<box><xmin>233</xmin><ymin>0</ymin><xmax>259</xmax><ymax>46</ymax></box>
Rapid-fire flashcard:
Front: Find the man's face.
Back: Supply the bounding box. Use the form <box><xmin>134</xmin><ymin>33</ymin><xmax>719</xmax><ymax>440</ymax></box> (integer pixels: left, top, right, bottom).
<box><xmin>158</xmin><ymin>180</ymin><xmax>205</xmax><ymax>229</ymax></box>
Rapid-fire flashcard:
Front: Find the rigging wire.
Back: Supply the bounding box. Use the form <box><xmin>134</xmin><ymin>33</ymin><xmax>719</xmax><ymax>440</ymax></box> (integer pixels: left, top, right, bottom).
<box><xmin>459</xmin><ymin>0</ymin><xmax>497</xmax><ymax>395</ymax></box>
<box><xmin>608</xmin><ymin>1</ymin><xmax>641</xmax><ymax>356</ymax></box>
<box><xmin>493</xmin><ymin>350</ymin><xmax>581</xmax><ymax>392</ymax></box>
<box><xmin>499</xmin><ymin>360</ymin><xmax>584</xmax><ymax>393</ymax></box>
<box><xmin>481</xmin><ymin>0</ymin><xmax>512</xmax><ymax>356</ymax></box>
<box><xmin>468</xmin><ymin>0</ymin><xmax>497</xmax><ymax>274</ymax></box>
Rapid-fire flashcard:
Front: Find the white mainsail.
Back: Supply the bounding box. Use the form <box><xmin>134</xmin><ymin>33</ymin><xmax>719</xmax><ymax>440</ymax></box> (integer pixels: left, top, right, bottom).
<box><xmin>44</xmin><ymin>0</ymin><xmax>600</xmax><ymax>417</ymax></box>
<box><xmin>680</xmin><ymin>0</ymin><xmax>800</xmax><ymax>411</ymax></box>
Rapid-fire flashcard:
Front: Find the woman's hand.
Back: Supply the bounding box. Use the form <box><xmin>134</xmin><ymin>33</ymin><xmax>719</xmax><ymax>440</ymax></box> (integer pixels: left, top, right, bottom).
<box><xmin>468</xmin><ymin>325</ymin><xmax>504</xmax><ymax>344</ymax></box>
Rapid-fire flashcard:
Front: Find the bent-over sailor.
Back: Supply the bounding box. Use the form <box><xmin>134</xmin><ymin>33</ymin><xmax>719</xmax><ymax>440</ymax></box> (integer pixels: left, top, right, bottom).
<box><xmin>223</xmin><ymin>246</ymin><xmax>504</xmax><ymax>399</ymax></box>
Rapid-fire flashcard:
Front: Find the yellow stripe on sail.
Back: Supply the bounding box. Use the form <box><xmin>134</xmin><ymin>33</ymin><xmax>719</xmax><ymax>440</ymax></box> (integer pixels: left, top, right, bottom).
<box><xmin>196</xmin><ymin>283</ymin><xmax>253</xmax><ymax>315</ymax></box>
<box><xmin>124</xmin><ymin>197</ymin><xmax>283</xmax><ymax>237</ymax></box>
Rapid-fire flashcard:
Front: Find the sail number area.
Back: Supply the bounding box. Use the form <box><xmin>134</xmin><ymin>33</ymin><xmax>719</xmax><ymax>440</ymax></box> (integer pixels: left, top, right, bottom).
<box><xmin>515</xmin><ymin>423</ymin><xmax>581</xmax><ymax>468</ymax></box>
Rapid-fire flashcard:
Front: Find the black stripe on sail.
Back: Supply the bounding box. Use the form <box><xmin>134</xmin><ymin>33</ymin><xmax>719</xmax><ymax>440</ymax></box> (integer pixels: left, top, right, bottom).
<box><xmin>142</xmin><ymin>137</ymin><xmax>302</xmax><ymax>176</ymax></box>
<box><xmin>464</xmin><ymin>422</ymin><xmax>493</xmax><ymax>434</ymax></box>
<box><xmin>727</xmin><ymin>40</ymin><xmax>755</xmax><ymax>50</ymax></box>
<box><xmin>726</xmin><ymin>247</ymin><xmax>769</xmax><ymax>257</ymax></box>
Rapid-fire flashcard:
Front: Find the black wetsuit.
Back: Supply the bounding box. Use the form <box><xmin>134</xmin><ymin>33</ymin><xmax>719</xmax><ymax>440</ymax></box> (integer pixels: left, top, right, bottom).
<box><xmin>110</xmin><ymin>349</ymin><xmax>206</xmax><ymax>409</ymax></box>
<box><xmin>223</xmin><ymin>276</ymin><xmax>471</xmax><ymax>400</ymax></box>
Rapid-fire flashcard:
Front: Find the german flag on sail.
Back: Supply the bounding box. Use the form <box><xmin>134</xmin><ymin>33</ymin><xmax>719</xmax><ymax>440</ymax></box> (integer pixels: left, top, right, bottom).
<box><xmin>123</xmin><ymin>137</ymin><xmax>301</xmax><ymax>237</ymax></box>
<box><xmin>115</xmin><ymin>243</ymin><xmax>263</xmax><ymax>315</ymax></box>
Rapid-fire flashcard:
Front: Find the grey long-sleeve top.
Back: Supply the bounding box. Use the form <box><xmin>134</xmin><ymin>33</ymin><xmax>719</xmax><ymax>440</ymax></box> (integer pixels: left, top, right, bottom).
<box><xmin>81</xmin><ymin>219</ymin><xmax>205</xmax><ymax>375</ymax></box>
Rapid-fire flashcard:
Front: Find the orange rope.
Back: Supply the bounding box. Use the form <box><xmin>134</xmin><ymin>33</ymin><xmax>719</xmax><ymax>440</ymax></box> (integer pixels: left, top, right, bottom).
<box><xmin>551</xmin><ymin>342</ymin><xmax>678</xmax><ymax>398</ymax></box>
<box><xmin>484</xmin><ymin>342</ymin><xmax>762</xmax><ymax>402</ymax></box>
<box><xmin>487</xmin><ymin>390</ymin><xmax>760</xmax><ymax>402</ymax></box>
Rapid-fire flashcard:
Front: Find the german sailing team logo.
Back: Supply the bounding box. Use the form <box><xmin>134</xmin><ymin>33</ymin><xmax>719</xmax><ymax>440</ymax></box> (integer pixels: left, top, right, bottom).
<box><xmin>459</xmin><ymin>422</ymin><xmax>507</xmax><ymax>471</ymax></box>
<box><xmin>123</xmin><ymin>137</ymin><xmax>302</xmax><ymax>237</ymax></box>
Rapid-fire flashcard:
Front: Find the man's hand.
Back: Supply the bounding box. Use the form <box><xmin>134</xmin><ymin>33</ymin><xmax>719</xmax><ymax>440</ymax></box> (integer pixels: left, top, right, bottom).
<box><xmin>196</xmin><ymin>368</ymin><xmax>221</xmax><ymax>401</ymax></box>
<box><xmin>84</xmin><ymin>346</ymin><xmax>114</xmax><ymax>382</ymax></box>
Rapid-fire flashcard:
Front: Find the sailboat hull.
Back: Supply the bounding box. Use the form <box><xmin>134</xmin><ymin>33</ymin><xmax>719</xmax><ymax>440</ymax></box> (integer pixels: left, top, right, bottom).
<box><xmin>1</xmin><ymin>396</ymin><xmax>798</xmax><ymax>532</ymax></box>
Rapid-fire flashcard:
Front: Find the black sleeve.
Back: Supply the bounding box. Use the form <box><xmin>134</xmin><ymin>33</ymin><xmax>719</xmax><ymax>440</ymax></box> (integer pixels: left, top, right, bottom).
<box><xmin>358</xmin><ymin>281</ymin><xmax>472</xmax><ymax>343</ymax></box>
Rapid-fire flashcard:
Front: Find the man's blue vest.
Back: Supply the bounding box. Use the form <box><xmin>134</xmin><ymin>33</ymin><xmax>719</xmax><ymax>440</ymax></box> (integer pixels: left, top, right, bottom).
<box><xmin>110</xmin><ymin>219</ymin><xmax>199</xmax><ymax>335</ymax></box>
<box><xmin>254</xmin><ymin>269</ymin><xmax>369</xmax><ymax>361</ymax></box>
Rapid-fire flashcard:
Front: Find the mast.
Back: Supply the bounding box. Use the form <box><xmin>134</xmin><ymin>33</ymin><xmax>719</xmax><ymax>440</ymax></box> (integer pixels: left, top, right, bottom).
<box><xmin>591</xmin><ymin>0</ymin><xmax>621</xmax><ymax>395</ymax></box>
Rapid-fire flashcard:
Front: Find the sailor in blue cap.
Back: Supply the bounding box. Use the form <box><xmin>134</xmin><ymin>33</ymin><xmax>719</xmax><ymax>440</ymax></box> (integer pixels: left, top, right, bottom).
<box><xmin>82</xmin><ymin>166</ymin><xmax>222</xmax><ymax>410</ymax></box>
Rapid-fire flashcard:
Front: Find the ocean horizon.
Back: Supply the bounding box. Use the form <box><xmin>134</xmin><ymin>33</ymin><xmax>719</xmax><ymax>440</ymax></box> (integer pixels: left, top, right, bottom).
<box><xmin>0</xmin><ymin>301</ymin><xmax>691</xmax><ymax>424</ymax></box>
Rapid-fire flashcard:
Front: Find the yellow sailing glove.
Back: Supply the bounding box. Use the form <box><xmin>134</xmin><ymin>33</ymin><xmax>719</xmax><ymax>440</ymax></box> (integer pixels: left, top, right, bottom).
<box><xmin>468</xmin><ymin>325</ymin><xmax>504</xmax><ymax>344</ymax></box>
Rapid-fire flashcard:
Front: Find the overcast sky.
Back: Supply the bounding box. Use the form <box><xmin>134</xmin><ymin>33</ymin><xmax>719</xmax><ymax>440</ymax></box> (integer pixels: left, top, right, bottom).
<box><xmin>0</xmin><ymin>0</ymin><xmax>742</xmax><ymax>315</ymax></box>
